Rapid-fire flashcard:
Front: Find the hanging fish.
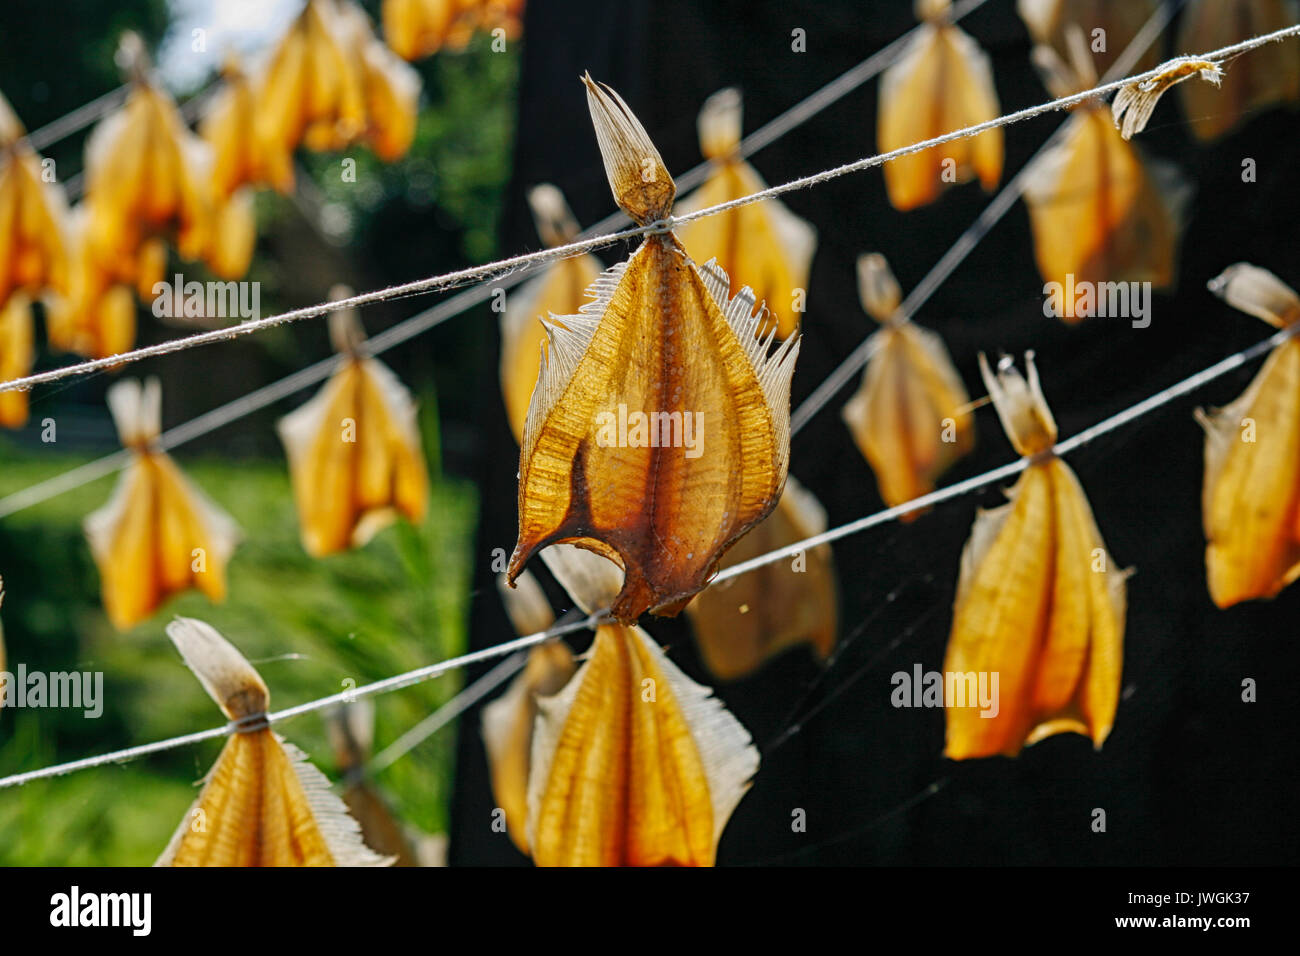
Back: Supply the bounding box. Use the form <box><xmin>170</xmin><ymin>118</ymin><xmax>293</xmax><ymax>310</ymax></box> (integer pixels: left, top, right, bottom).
<box><xmin>277</xmin><ymin>290</ymin><xmax>429</xmax><ymax>557</ymax></box>
<box><xmin>0</xmin><ymin>292</ymin><xmax>33</xmax><ymax>428</ymax></box>
<box><xmin>684</xmin><ymin>475</ymin><xmax>838</xmax><ymax>681</ymax></box>
<box><xmin>507</xmin><ymin>75</ymin><xmax>801</xmax><ymax>623</ymax></box>
<box><xmin>480</xmin><ymin>569</ymin><xmax>576</xmax><ymax>854</ymax></box>
<box><xmin>526</xmin><ymin>543</ymin><xmax>759</xmax><ymax>866</ymax></box>
<box><xmin>878</xmin><ymin>0</ymin><xmax>1003</xmax><ymax>212</ymax></box>
<box><xmin>1176</xmin><ymin>0</ymin><xmax>1300</xmax><ymax>141</ymax></box>
<box><xmin>202</xmin><ymin>54</ymin><xmax>262</xmax><ymax>198</ymax></box>
<box><xmin>325</xmin><ymin>700</ymin><xmax>421</xmax><ymax>866</ymax></box>
<box><xmin>200</xmin><ymin>54</ymin><xmax>260</xmax><ymax>281</ymax></box>
<box><xmin>0</xmin><ymin>89</ymin><xmax>69</xmax><ymax>307</ymax></box>
<box><xmin>674</xmin><ymin>88</ymin><xmax>816</xmax><ymax>338</ymax></box>
<box><xmin>85</xmin><ymin>379</ymin><xmax>240</xmax><ymax>631</ymax></box>
<box><xmin>82</xmin><ymin>34</ymin><xmax>213</xmax><ymax>276</ymax></box>
<box><xmin>204</xmin><ymin>186</ymin><xmax>255</xmax><ymax>282</ymax></box>
<box><xmin>944</xmin><ymin>353</ymin><xmax>1126</xmax><ymax>759</ymax></box>
<box><xmin>382</xmin><ymin>0</ymin><xmax>479</xmax><ymax>61</ymax></box>
<box><xmin>1023</xmin><ymin>37</ymin><xmax>1187</xmax><ymax>320</ymax></box>
<box><xmin>499</xmin><ymin>184</ymin><xmax>603</xmax><ymax>442</ymax></box>
<box><xmin>1017</xmin><ymin>0</ymin><xmax>1163</xmax><ymax>79</ymax></box>
<box><xmin>337</xmin><ymin>0</ymin><xmax>423</xmax><ymax>163</ymax></box>
<box><xmin>44</xmin><ymin>208</ymin><xmax>144</xmax><ymax>358</ymax></box>
<box><xmin>842</xmin><ymin>253</ymin><xmax>974</xmax><ymax>516</ymax></box>
<box><xmin>156</xmin><ymin>617</ymin><xmax>391</xmax><ymax>866</ymax></box>
<box><xmin>255</xmin><ymin>0</ymin><xmax>368</xmax><ymax>193</ymax></box>
<box><xmin>1197</xmin><ymin>264</ymin><xmax>1300</xmax><ymax>608</ymax></box>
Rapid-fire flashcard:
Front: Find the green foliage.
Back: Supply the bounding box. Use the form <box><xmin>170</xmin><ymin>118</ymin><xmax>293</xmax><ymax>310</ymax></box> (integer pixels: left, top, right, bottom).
<box><xmin>0</xmin><ymin>426</ymin><xmax>477</xmax><ymax>865</ymax></box>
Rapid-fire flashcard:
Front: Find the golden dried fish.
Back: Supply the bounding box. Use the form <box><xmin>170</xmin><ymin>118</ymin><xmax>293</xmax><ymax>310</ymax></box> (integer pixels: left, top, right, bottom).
<box><xmin>82</xmin><ymin>34</ymin><xmax>213</xmax><ymax>274</ymax></box>
<box><xmin>255</xmin><ymin>0</ymin><xmax>368</xmax><ymax>193</ymax></box>
<box><xmin>0</xmin><ymin>89</ymin><xmax>69</xmax><ymax>306</ymax></box>
<box><xmin>202</xmin><ymin>55</ymin><xmax>262</xmax><ymax>197</ymax></box>
<box><xmin>1112</xmin><ymin>57</ymin><xmax>1222</xmax><ymax>140</ymax></box>
<box><xmin>44</xmin><ymin>209</ymin><xmax>139</xmax><ymax>358</ymax></box>
<box><xmin>338</xmin><ymin>0</ymin><xmax>423</xmax><ymax>162</ymax></box>
<box><xmin>1018</xmin><ymin>0</ymin><xmax>1163</xmax><ymax>79</ymax></box>
<box><xmin>1024</xmin><ymin>39</ymin><xmax>1185</xmax><ymax>318</ymax></box>
<box><xmin>878</xmin><ymin>0</ymin><xmax>1003</xmax><ymax>211</ymax></box>
<box><xmin>842</xmin><ymin>253</ymin><xmax>974</xmax><ymax>515</ymax></box>
<box><xmin>1176</xmin><ymin>0</ymin><xmax>1300</xmax><ymax>141</ymax></box>
<box><xmin>85</xmin><ymin>379</ymin><xmax>240</xmax><ymax>631</ymax></box>
<box><xmin>944</xmin><ymin>353</ymin><xmax>1126</xmax><ymax>759</ymax></box>
<box><xmin>674</xmin><ymin>88</ymin><xmax>816</xmax><ymax>338</ymax></box>
<box><xmin>205</xmin><ymin>186</ymin><xmax>255</xmax><ymax>281</ymax></box>
<box><xmin>684</xmin><ymin>475</ymin><xmax>837</xmax><ymax>680</ymax></box>
<box><xmin>156</xmin><ymin>617</ymin><xmax>390</xmax><ymax>866</ymax></box>
<box><xmin>326</xmin><ymin>700</ymin><xmax>420</xmax><ymax>866</ymax></box>
<box><xmin>0</xmin><ymin>292</ymin><xmax>33</xmax><ymax>428</ymax></box>
<box><xmin>499</xmin><ymin>184</ymin><xmax>603</xmax><ymax>442</ymax></box>
<box><xmin>382</xmin><ymin>0</ymin><xmax>478</xmax><ymax>60</ymax></box>
<box><xmin>526</xmin><ymin>544</ymin><xmax>758</xmax><ymax>866</ymax></box>
<box><xmin>481</xmin><ymin>570</ymin><xmax>576</xmax><ymax>854</ymax></box>
<box><xmin>507</xmin><ymin>75</ymin><xmax>800</xmax><ymax>623</ymax></box>
<box><xmin>200</xmin><ymin>55</ymin><xmax>260</xmax><ymax>279</ymax></box>
<box><xmin>277</xmin><ymin>291</ymin><xmax>429</xmax><ymax>557</ymax></box>
<box><xmin>1197</xmin><ymin>264</ymin><xmax>1300</xmax><ymax>608</ymax></box>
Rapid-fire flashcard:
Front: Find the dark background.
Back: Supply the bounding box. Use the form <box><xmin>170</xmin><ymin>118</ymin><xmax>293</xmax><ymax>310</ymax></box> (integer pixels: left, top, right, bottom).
<box><xmin>451</xmin><ymin>0</ymin><xmax>1300</xmax><ymax>865</ymax></box>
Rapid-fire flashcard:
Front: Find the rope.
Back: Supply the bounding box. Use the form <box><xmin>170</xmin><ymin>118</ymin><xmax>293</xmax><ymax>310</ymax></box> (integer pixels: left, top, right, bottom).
<box><xmin>18</xmin><ymin>85</ymin><xmax>129</xmax><ymax>153</ymax></box>
<box><xmin>8</xmin><ymin>16</ymin><xmax>1294</xmax><ymax>396</ymax></box>
<box><xmin>2</xmin><ymin>320</ymin><xmax>1290</xmax><ymax>790</ymax></box>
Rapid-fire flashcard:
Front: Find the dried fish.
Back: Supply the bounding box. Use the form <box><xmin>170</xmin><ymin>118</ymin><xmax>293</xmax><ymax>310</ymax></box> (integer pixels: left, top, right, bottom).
<box><xmin>82</xmin><ymin>35</ymin><xmax>213</xmax><ymax>274</ymax></box>
<box><xmin>481</xmin><ymin>570</ymin><xmax>575</xmax><ymax>853</ymax></box>
<box><xmin>255</xmin><ymin>0</ymin><xmax>368</xmax><ymax>193</ymax></box>
<box><xmin>0</xmin><ymin>292</ymin><xmax>33</xmax><ymax>427</ymax></box>
<box><xmin>499</xmin><ymin>184</ymin><xmax>603</xmax><ymax>442</ymax></box>
<box><xmin>684</xmin><ymin>475</ymin><xmax>838</xmax><ymax>680</ymax></box>
<box><xmin>674</xmin><ymin>88</ymin><xmax>816</xmax><ymax>337</ymax></box>
<box><xmin>382</xmin><ymin>0</ymin><xmax>480</xmax><ymax>60</ymax></box>
<box><xmin>508</xmin><ymin>75</ymin><xmax>800</xmax><ymax>622</ymax></box>
<box><xmin>1197</xmin><ymin>264</ymin><xmax>1300</xmax><ymax>607</ymax></box>
<box><xmin>85</xmin><ymin>379</ymin><xmax>240</xmax><ymax>630</ymax></box>
<box><xmin>44</xmin><ymin>208</ymin><xmax>140</xmax><ymax>357</ymax></box>
<box><xmin>338</xmin><ymin>0</ymin><xmax>423</xmax><ymax>162</ymax></box>
<box><xmin>326</xmin><ymin>700</ymin><xmax>421</xmax><ymax>866</ymax></box>
<box><xmin>156</xmin><ymin>618</ymin><xmax>390</xmax><ymax>866</ymax></box>
<box><xmin>879</xmin><ymin>0</ymin><xmax>1003</xmax><ymax>211</ymax></box>
<box><xmin>842</xmin><ymin>253</ymin><xmax>974</xmax><ymax>515</ymax></box>
<box><xmin>1024</xmin><ymin>38</ymin><xmax>1186</xmax><ymax>319</ymax></box>
<box><xmin>277</xmin><ymin>290</ymin><xmax>429</xmax><ymax>557</ymax></box>
<box><xmin>0</xmin><ymin>89</ymin><xmax>69</xmax><ymax>307</ymax></box>
<box><xmin>199</xmin><ymin>55</ymin><xmax>259</xmax><ymax>279</ymax></box>
<box><xmin>944</xmin><ymin>353</ymin><xmax>1126</xmax><ymax>759</ymax></box>
<box><xmin>525</xmin><ymin>544</ymin><xmax>758</xmax><ymax>866</ymax></box>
